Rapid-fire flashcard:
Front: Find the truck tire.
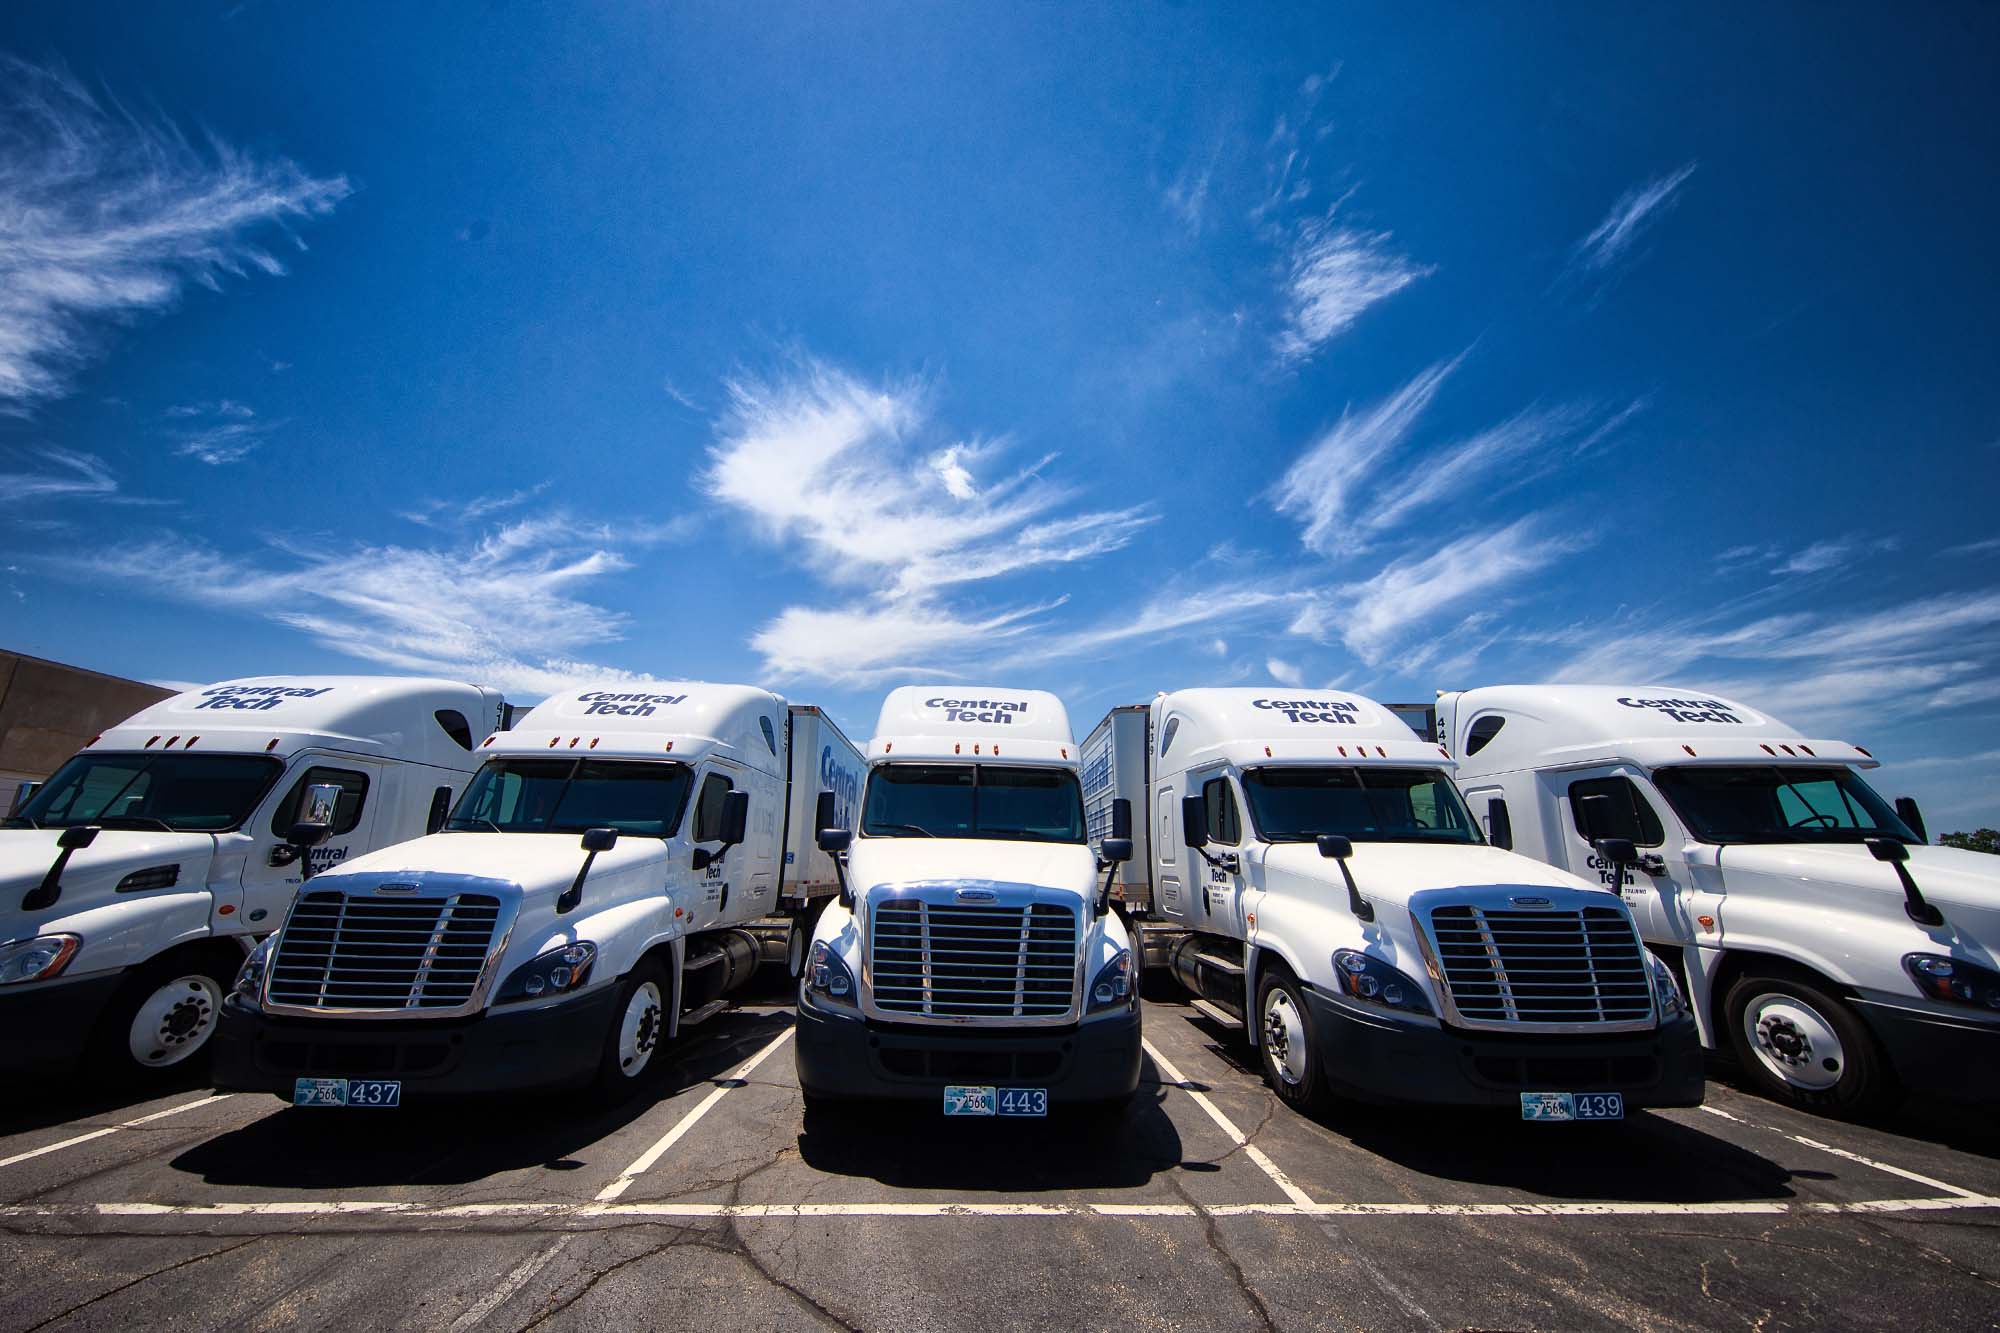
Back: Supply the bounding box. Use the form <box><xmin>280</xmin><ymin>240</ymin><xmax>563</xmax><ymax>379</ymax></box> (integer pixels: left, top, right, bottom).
<box><xmin>1723</xmin><ymin>969</ymin><xmax>1894</xmax><ymax>1115</ymax></box>
<box><xmin>786</xmin><ymin>900</ymin><xmax>827</xmax><ymax>979</ymax></box>
<box><xmin>1255</xmin><ymin>965</ymin><xmax>1332</xmax><ymax>1115</ymax></box>
<box><xmin>591</xmin><ymin>959</ymin><xmax>669</xmax><ymax>1103</ymax></box>
<box><xmin>92</xmin><ymin>951</ymin><xmax>232</xmax><ymax>1085</ymax></box>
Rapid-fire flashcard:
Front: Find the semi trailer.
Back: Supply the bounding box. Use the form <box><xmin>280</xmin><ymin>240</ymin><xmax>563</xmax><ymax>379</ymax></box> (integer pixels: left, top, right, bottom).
<box><xmin>213</xmin><ymin>682</ymin><xmax>864</xmax><ymax>1106</ymax></box>
<box><xmin>794</xmin><ymin>687</ymin><xmax>1144</xmax><ymax>1119</ymax></box>
<box><xmin>0</xmin><ymin>676</ymin><xmax>505</xmax><ymax>1084</ymax></box>
<box><xmin>1439</xmin><ymin>684</ymin><xmax>2000</xmax><ymax>1112</ymax></box>
<box><xmin>1084</xmin><ymin>688</ymin><xmax>1702</xmax><ymax>1118</ymax></box>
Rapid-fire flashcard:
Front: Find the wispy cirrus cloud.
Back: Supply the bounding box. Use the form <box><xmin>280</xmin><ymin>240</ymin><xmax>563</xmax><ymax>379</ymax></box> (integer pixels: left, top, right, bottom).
<box><xmin>701</xmin><ymin>356</ymin><xmax>1156</xmax><ymax>683</ymax></box>
<box><xmin>166</xmin><ymin>401</ymin><xmax>278</xmax><ymax>465</ymax></box>
<box><xmin>0</xmin><ymin>56</ymin><xmax>350</xmax><ymax>405</ymax></box>
<box><xmin>0</xmin><ymin>445</ymin><xmax>166</xmax><ymax>506</ymax></box>
<box><xmin>1276</xmin><ymin>208</ymin><xmax>1433</xmax><ymax>362</ymax></box>
<box><xmin>1574</xmin><ymin>163</ymin><xmax>1697</xmax><ymax>272</ymax></box>
<box><xmin>62</xmin><ymin>515</ymin><xmax>646</xmax><ymax>697</ymax></box>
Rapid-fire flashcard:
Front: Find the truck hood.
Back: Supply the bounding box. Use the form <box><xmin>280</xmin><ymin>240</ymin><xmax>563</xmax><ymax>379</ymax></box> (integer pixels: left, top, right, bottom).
<box><xmin>1719</xmin><ymin>843</ymin><xmax>2000</xmax><ymax>948</ymax></box>
<box><xmin>847</xmin><ymin>837</ymin><xmax>1099</xmax><ymax>902</ymax></box>
<box><xmin>0</xmin><ymin>829</ymin><xmax>218</xmax><ymax>936</ymax></box>
<box><xmin>319</xmin><ymin>832</ymin><xmax>667</xmax><ymax>901</ymax></box>
<box><xmin>1260</xmin><ymin>840</ymin><xmax>1605</xmax><ymax>909</ymax></box>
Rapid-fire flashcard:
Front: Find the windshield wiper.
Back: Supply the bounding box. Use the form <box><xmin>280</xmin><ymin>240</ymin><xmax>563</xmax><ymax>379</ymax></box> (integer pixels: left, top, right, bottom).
<box><xmin>869</xmin><ymin>822</ymin><xmax>939</xmax><ymax>838</ymax></box>
<box><xmin>448</xmin><ymin>816</ymin><xmax>502</xmax><ymax>833</ymax></box>
<box><xmin>97</xmin><ymin>815</ymin><xmax>176</xmax><ymax>832</ymax></box>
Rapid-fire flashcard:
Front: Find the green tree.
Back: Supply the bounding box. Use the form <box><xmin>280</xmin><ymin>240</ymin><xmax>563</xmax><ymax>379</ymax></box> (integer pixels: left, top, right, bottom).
<box><xmin>1938</xmin><ymin>828</ymin><xmax>2000</xmax><ymax>854</ymax></box>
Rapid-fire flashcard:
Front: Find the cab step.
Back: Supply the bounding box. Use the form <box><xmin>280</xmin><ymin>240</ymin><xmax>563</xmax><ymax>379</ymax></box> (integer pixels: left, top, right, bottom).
<box><xmin>1192</xmin><ymin>951</ymin><xmax>1244</xmax><ymax>975</ymax></box>
<box><xmin>678</xmin><ymin>999</ymin><xmax>728</xmax><ymax>1029</ymax></box>
<box><xmin>1188</xmin><ymin>997</ymin><xmax>1245</xmax><ymax>1031</ymax></box>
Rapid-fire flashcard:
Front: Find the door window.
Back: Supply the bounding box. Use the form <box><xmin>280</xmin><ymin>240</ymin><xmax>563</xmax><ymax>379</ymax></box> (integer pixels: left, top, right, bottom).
<box><xmin>1202</xmin><ymin>776</ymin><xmax>1242</xmax><ymax>846</ymax></box>
<box><xmin>270</xmin><ymin>767</ymin><xmax>370</xmax><ymax>838</ymax></box>
<box><xmin>1567</xmin><ymin>777</ymin><xmax>1664</xmax><ymax>847</ymax></box>
<box><xmin>693</xmin><ymin>772</ymin><xmax>735</xmax><ymax>842</ymax></box>
<box><xmin>1158</xmin><ymin>791</ymin><xmax>1176</xmax><ymax>865</ymax></box>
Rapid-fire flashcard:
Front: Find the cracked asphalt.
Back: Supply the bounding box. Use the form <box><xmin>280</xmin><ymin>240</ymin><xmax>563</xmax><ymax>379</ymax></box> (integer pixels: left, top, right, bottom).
<box><xmin>2</xmin><ymin>971</ymin><xmax>1996</xmax><ymax>1332</ymax></box>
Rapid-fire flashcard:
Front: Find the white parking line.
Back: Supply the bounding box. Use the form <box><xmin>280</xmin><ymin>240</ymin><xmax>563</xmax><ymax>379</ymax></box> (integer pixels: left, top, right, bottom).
<box><xmin>0</xmin><ymin>1094</ymin><xmax>234</xmax><ymax>1171</ymax></box>
<box><xmin>1141</xmin><ymin>1037</ymin><xmax>1316</xmax><ymax>1207</ymax></box>
<box><xmin>594</xmin><ymin>1026</ymin><xmax>795</xmax><ymax>1202</ymax></box>
<box><xmin>1699</xmin><ymin>1102</ymin><xmax>1987</xmax><ymax>1200</ymax></box>
<box><xmin>445</xmin><ymin>1236</ymin><xmax>569</xmax><ymax>1332</ymax></box>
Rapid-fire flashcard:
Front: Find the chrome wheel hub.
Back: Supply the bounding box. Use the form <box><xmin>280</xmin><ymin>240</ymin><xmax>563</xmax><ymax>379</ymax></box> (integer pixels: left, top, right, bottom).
<box><xmin>618</xmin><ymin>981</ymin><xmax>664</xmax><ymax>1077</ymax></box>
<box><xmin>1263</xmin><ymin>988</ymin><xmax>1308</xmax><ymax>1087</ymax></box>
<box><xmin>1743</xmin><ymin>992</ymin><xmax>1845</xmax><ymax>1091</ymax></box>
<box><xmin>129</xmin><ymin>975</ymin><xmax>221</xmax><ymax>1068</ymax></box>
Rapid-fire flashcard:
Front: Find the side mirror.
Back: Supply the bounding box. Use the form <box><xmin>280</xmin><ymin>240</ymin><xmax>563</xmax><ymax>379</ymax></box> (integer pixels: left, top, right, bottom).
<box><xmin>561</xmin><ymin>827</ymin><xmax>618</xmax><ymax>914</ymax></box>
<box><xmin>818</xmin><ymin>827</ymin><xmax>852</xmax><ymax>854</ymax></box>
<box><xmin>581</xmin><ymin>826</ymin><xmax>619</xmax><ymax>853</ymax></box>
<box><xmin>22</xmin><ymin>823</ymin><xmax>100</xmax><ymax>911</ymax></box>
<box><xmin>1180</xmin><ymin>794</ymin><xmax>1209</xmax><ymax>850</ymax></box>
<box><xmin>814</xmin><ymin>790</ymin><xmax>851</xmax><ymax>851</ymax></box>
<box><xmin>1315</xmin><ymin>834</ymin><xmax>1372</xmax><ymax>922</ymax></box>
<box><xmin>1316</xmin><ymin>834</ymin><xmax>1353</xmax><ymax>860</ymax></box>
<box><xmin>1486</xmin><ymin>797</ymin><xmax>1514</xmax><ymax>851</ymax></box>
<box><xmin>58</xmin><ymin>824</ymin><xmax>101</xmax><ymax>851</ymax></box>
<box><xmin>287</xmin><ymin>782</ymin><xmax>341</xmax><ymax>850</ymax></box>
<box><xmin>425</xmin><ymin>785</ymin><xmax>453</xmax><ymax>836</ymax></box>
<box><xmin>1594</xmin><ymin>836</ymin><xmax>1638</xmax><ymax>867</ymax></box>
<box><xmin>1576</xmin><ymin>792</ymin><xmax>1614</xmax><ymax>842</ymax></box>
<box><xmin>717</xmin><ymin>789</ymin><xmax>749</xmax><ymax>847</ymax></box>
<box><xmin>1865</xmin><ymin>837</ymin><xmax>1907</xmax><ymax>864</ymax></box>
<box><xmin>1110</xmin><ymin>797</ymin><xmax>1132</xmax><ymax>842</ymax></box>
<box><xmin>9</xmin><ymin>781</ymin><xmax>41</xmax><ymax>817</ymax></box>
<box><xmin>1868</xmin><ymin>836</ymin><xmax>1943</xmax><ymax>927</ymax></box>
<box><xmin>1101</xmin><ymin>837</ymin><xmax>1133</xmax><ymax>864</ymax></box>
<box><xmin>1895</xmin><ymin>796</ymin><xmax>1928</xmax><ymax>844</ymax></box>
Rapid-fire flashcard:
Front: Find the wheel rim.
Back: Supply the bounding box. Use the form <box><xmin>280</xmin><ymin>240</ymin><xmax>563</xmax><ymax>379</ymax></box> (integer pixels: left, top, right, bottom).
<box><xmin>617</xmin><ymin>981</ymin><xmax>664</xmax><ymax>1078</ymax></box>
<box><xmin>787</xmin><ymin>924</ymin><xmax>807</xmax><ymax>978</ymax></box>
<box><xmin>128</xmin><ymin>975</ymin><xmax>222</xmax><ymax>1068</ymax></box>
<box><xmin>1262</xmin><ymin>987</ymin><xmax>1309</xmax><ymax>1087</ymax></box>
<box><xmin>1742</xmin><ymin>991</ymin><xmax>1846</xmax><ymax>1091</ymax></box>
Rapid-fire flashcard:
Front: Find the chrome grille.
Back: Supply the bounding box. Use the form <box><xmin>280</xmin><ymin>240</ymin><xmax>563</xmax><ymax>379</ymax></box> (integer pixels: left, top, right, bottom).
<box><xmin>1426</xmin><ymin>904</ymin><xmax>1652</xmax><ymax>1027</ymax></box>
<box><xmin>868</xmin><ymin>900</ymin><xmax>1078</xmax><ymax>1019</ymax></box>
<box><xmin>267</xmin><ymin>889</ymin><xmax>503</xmax><ymax>1012</ymax></box>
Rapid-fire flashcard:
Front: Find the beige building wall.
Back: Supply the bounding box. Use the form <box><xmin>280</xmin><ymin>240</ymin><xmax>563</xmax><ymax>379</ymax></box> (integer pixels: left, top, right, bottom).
<box><xmin>0</xmin><ymin>652</ymin><xmax>177</xmax><ymax>814</ymax></box>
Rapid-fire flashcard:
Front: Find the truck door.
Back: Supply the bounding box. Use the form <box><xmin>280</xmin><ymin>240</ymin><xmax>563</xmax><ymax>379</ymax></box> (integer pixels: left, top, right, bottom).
<box><xmin>1156</xmin><ymin>785</ymin><xmax>1186</xmax><ymax>922</ymax></box>
<box><xmin>239</xmin><ymin>760</ymin><xmax>382</xmax><ymax>931</ymax></box>
<box><xmin>1192</xmin><ymin>766</ymin><xmax>1248</xmax><ymax>936</ymax></box>
<box><xmin>1557</xmin><ymin>769</ymin><xmax>1692</xmax><ymax>947</ymax></box>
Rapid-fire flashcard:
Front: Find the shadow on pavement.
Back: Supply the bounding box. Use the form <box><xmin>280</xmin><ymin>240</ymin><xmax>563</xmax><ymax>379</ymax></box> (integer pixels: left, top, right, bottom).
<box><xmin>797</xmin><ymin>1079</ymin><xmax>1186</xmax><ymax>1192</ymax></box>
<box><xmin>0</xmin><ymin>1064</ymin><xmax>216</xmax><ymax>1138</ymax></box>
<box><xmin>167</xmin><ymin>1009</ymin><xmax>793</xmax><ymax>1189</ymax></box>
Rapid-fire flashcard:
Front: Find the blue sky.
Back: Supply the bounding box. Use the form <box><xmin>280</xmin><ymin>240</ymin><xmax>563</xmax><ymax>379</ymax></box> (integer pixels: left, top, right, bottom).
<box><xmin>3</xmin><ymin>4</ymin><xmax>1997</xmax><ymax>830</ymax></box>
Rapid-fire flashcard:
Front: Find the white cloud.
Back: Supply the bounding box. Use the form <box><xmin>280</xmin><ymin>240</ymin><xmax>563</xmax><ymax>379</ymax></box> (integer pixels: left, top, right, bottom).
<box><xmin>1276</xmin><ymin>210</ymin><xmax>1433</xmax><ymax>361</ymax></box>
<box><xmin>1350</xmin><ymin>402</ymin><xmax>1594</xmax><ymax>546</ymax></box>
<box><xmin>64</xmin><ymin>516</ymin><xmax>643</xmax><ymax>697</ymax></box>
<box><xmin>1207</xmin><ymin>637</ymin><xmax>1229</xmax><ymax>657</ymax></box>
<box><xmin>1942</xmin><ymin>536</ymin><xmax>2000</xmax><ymax>559</ymax></box>
<box><xmin>747</xmin><ymin>599</ymin><xmax>1052</xmax><ymax>686</ymax></box>
<box><xmin>1575</xmin><ymin>163</ymin><xmax>1697</xmax><ymax>272</ymax></box>
<box><xmin>1269</xmin><ymin>355</ymin><xmax>1461</xmax><ymax>555</ymax></box>
<box><xmin>173</xmin><ymin>418</ymin><xmax>272</xmax><ymax>465</ymax></box>
<box><xmin>0</xmin><ymin>58</ymin><xmax>350</xmax><ymax>404</ymax></box>
<box><xmin>0</xmin><ymin>445</ymin><xmax>164</xmax><ymax>506</ymax></box>
<box><xmin>1266</xmin><ymin>657</ymin><xmax>1303</xmax><ymax>686</ymax></box>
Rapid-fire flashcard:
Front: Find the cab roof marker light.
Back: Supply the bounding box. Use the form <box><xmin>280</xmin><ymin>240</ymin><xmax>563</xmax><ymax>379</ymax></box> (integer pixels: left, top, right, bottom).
<box><xmin>1377</xmin><ymin>746</ymin><xmax>1386</xmax><ymax>757</ymax></box>
<box><xmin>1856</xmin><ymin>745</ymin><xmax>1872</xmax><ymax>757</ymax></box>
<box><xmin>265</xmin><ymin>738</ymin><xmax>280</xmax><ymax>751</ymax></box>
<box><xmin>884</xmin><ymin>742</ymin><xmax>892</xmax><ymax>753</ymax></box>
<box><xmin>1779</xmin><ymin>744</ymin><xmax>1796</xmax><ymax>755</ymax></box>
<box><xmin>548</xmin><ymin>737</ymin><xmax>560</xmax><ymax>747</ymax></box>
<box><xmin>1800</xmin><ymin>744</ymin><xmax>1816</xmax><ymax>756</ymax></box>
<box><xmin>955</xmin><ymin>743</ymin><xmax>961</xmax><ymax>754</ymax></box>
<box><xmin>87</xmin><ymin>734</ymin><xmax>100</xmax><ymax>746</ymax></box>
<box><xmin>185</xmin><ymin>736</ymin><xmax>198</xmax><ymax>748</ymax></box>
<box><xmin>1761</xmin><ymin>744</ymin><xmax>1775</xmax><ymax>754</ymax></box>
<box><xmin>568</xmin><ymin>737</ymin><xmax>579</xmax><ymax>748</ymax></box>
<box><xmin>589</xmin><ymin>738</ymin><xmax>599</xmax><ymax>749</ymax></box>
<box><xmin>1264</xmin><ymin>746</ymin><xmax>1272</xmax><ymax>757</ymax></box>
<box><xmin>145</xmin><ymin>735</ymin><xmax>159</xmax><ymax>748</ymax></box>
<box><xmin>1337</xmin><ymin>745</ymin><xmax>1347</xmax><ymax>756</ymax></box>
<box><xmin>166</xmin><ymin>735</ymin><xmax>179</xmax><ymax>748</ymax></box>
<box><xmin>1683</xmin><ymin>745</ymin><xmax>1696</xmax><ymax>756</ymax></box>
<box><xmin>665</xmin><ymin>741</ymin><xmax>674</xmax><ymax>751</ymax></box>
<box><xmin>483</xmin><ymin>736</ymin><xmax>495</xmax><ymax>747</ymax></box>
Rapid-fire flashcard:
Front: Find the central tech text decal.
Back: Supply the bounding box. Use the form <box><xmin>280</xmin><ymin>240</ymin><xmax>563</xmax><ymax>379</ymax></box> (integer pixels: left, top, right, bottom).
<box><xmin>1252</xmin><ymin>698</ymin><xmax>1359</xmax><ymax>724</ymax></box>
<box><xmin>577</xmin><ymin>691</ymin><xmax>687</xmax><ymax>717</ymax></box>
<box><xmin>195</xmin><ymin>684</ymin><xmax>334</xmax><ymax>711</ymax></box>
<box><xmin>1617</xmin><ymin>697</ymin><xmax>1742</xmax><ymax>724</ymax></box>
<box><xmin>926</xmin><ymin>697</ymin><xmax>1028</xmax><ymax>724</ymax></box>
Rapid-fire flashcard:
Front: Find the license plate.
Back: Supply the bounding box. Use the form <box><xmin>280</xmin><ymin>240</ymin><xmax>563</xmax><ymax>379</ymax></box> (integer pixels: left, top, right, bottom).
<box><xmin>942</xmin><ymin>1086</ymin><xmax>1048</xmax><ymax>1117</ymax></box>
<box><xmin>293</xmin><ymin>1078</ymin><xmax>402</xmax><ymax>1108</ymax></box>
<box><xmin>1521</xmin><ymin>1091</ymin><xmax>1623</xmax><ymax>1121</ymax></box>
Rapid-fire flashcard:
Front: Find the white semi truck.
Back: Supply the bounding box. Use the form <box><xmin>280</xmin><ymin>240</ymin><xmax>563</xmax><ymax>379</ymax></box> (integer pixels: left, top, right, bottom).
<box><xmin>1439</xmin><ymin>684</ymin><xmax>2000</xmax><ymax>1113</ymax></box>
<box><xmin>1084</xmin><ymin>688</ymin><xmax>1702</xmax><ymax>1118</ymax></box>
<box><xmin>1</xmin><ymin>676</ymin><xmax>505</xmax><ymax>1084</ymax></box>
<box><xmin>794</xmin><ymin>687</ymin><xmax>1144</xmax><ymax>1119</ymax></box>
<box><xmin>213</xmin><ymin>682</ymin><xmax>864</xmax><ymax>1106</ymax></box>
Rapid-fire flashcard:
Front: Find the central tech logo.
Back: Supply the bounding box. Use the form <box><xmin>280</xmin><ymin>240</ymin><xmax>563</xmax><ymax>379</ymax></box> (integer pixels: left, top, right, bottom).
<box><xmin>577</xmin><ymin>691</ymin><xmax>687</xmax><ymax>717</ymax></box>
<box><xmin>195</xmin><ymin>684</ymin><xmax>333</xmax><ymax>712</ymax></box>
<box><xmin>926</xmin><ymin>697</ymin><xmax>1028</xmax><ymax>724</ymax></box>
<box><xmin>1251</xmin><ymin>698</ymin><xmax>1359</xmax><ymax>725</ymax></box>
<box><xmin>1617</xmin><ymin>696</ymin><xmax>1742</xmax><ymax>725</ymax></box>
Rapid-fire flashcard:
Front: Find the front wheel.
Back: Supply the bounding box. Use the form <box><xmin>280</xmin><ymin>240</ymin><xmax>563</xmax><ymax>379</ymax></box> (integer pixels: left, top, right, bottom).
<box><xmin>1256</xmin><ymin>966</ymin><xmax>1332</xmax><ymax>1114</ymax></box>
<box><xmin>93</xmin><ymin>955</ymin><xmax>231</xmax><ymax>1084</ymax></box>
<box><xmin>591</xmin><ymin>960</ymin><xmax>669</xmax><ymax>1103</ymax></box>
<box><xmin>1723</xmin><ymin>970</ymin><xmax>1894</xmax><ymax>1115</ymax></box>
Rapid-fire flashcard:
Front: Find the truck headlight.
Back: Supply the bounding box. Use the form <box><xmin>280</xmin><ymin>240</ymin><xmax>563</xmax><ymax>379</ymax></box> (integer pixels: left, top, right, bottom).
<box><xmin>0</xmin><ymin>934</ymin><xmax>81</xmax><ymax>986</ymax></box>
<box><xmin>1904</xmin><ymin>954</ymin><xmax>2000</xmax><ymax>1011</ymax></box>
<box><xmin>803</xmin><ymin>939</ymin><xmax>858</xmax><ymax>1012</ymax></box>
<box><xmin>496</xmin><ymin>942</ymin><xmax>598</xmax><ymax>1003</ymax></box>
<box><xmin>1646</xmin><ymin>952</ymin><xmax>1686</xmax><ymax>1019</ymax></box>
<box><xmin>233</xmin><ymin>935</ymin><xmax>277</xmax><ymax>1003</ymax></box>
<box><xmin>1332</xmin><ymin>949</ymin><xmax>1434</xmax><ymax>1016</ymax></box>
<box><xmin>1087</xmin><ymin>950</ymin><xmax>1133</xmax><ymax>1014</ymax></box>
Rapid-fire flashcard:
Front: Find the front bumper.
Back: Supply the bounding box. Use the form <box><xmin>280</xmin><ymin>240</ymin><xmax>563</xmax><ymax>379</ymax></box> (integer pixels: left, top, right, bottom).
<box><xmin>1304</xmin><ymin>985</ymin><xmax>1706</xmax><ymax>1109</ymax></box>
<box><xmin>211</xmin><ymin>985</ymin><xmax>616</xmax><ymax>1099</ymax></box>
<box><xmin>1852</xmin><ymin>995</ymin><xmax>2000</xmax><ymax>1103</ymax></box>
<box><xmin>0</xmin><ymin>970</ymin><xmax>126</xmax><ymax>1073</ymax></box>
<box><xmin>795</xmin><ymin>998</ymin><xmax>1143</xmax><ymax>1104</ymax></box>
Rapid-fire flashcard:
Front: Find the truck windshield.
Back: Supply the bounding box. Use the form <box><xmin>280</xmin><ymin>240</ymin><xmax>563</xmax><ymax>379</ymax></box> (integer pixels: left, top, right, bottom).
<box><xmin>861</xmin><ymin>764</ymin><xmax>1086</xmax><ymax>843</ymax></box>
<box><xmin>2</xmin><ymin>752</ymin><xmax>283</xmax><ymax>833</ymax></box>
<box><xmin>446</xmin><ymin>758</ymin><xmax>693</xmax><ymax>838</ymax></box>
<box><xmin>1241</xmin><ymin>766</ymin><xmax>1481</xmax><ymax>844</ymax></box>
<box><xmin>1653</xmin><ymin>765</ymin><xmax>1917</xmax><ymax>844</ymax></box>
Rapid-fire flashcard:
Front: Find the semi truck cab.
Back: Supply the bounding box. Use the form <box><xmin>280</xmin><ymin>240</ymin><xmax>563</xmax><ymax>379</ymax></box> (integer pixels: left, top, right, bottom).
<box><xmin>1439</xmin><ymin>683</ymin><xmax>2000</xmax><ymax>1113</ymax></box>
<box><xmin>794</xmin><ymin>687</ymin><xmax>1143</xmax><ymax>1118</ymax></box>
<box><xmin>0</xmin><ymin>676</ymin><xmax>504</xmax><ymax>1084</ymax></box>
<box><xmin>1090</xmin><ymin>688</ymin><xmax>1702</xmax><ymax>1118</ymax></box>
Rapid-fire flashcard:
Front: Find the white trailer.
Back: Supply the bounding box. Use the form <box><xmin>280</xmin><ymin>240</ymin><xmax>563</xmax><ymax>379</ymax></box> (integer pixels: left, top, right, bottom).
<box><xmin>0</xmin><ymin>676</ymin><xmax>506</xmax><ymax>1084</ymax></box>
<box><xmin>795</xmin><ymin>687</ymin><xmax>1143</xmax><ymax>1119</ymax></box>
<box><xmin>213</xmin><ymin>681</ymin><xmax>864</xmax><ymax>1106</ymax></box>
<box><xmin>1440</xmin><ymin>683</ymin><xmax>2000</xmax><ymax>1113</ymax></box>
<box><xmin>1086</xmin><ymin>687</ymin><xmax>1702</xmax><ymax>1118</ymax></box>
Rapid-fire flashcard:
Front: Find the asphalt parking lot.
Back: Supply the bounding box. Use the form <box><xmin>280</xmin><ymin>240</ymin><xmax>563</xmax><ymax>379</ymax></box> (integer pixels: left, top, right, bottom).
<box><xmin>2</xmin><ymin>974</ymin><xmax>1996</xmax><ymax>1332</ymax></box>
